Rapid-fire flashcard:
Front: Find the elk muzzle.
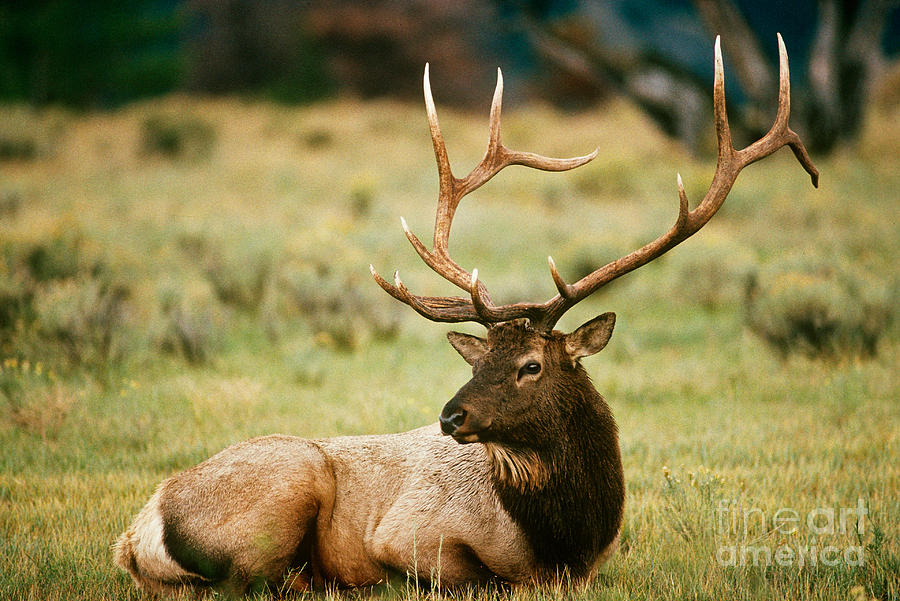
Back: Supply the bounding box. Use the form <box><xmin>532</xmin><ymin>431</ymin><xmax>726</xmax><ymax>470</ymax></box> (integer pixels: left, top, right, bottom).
<box><xmin>439</xmin><ymin>407</ymin><xmax>467</xmax><ymax>435</ymax></box>
<box><xmin>439</xmin><ymin>394</ymin><xmax>491</xmax><ymax>443</ymax></box>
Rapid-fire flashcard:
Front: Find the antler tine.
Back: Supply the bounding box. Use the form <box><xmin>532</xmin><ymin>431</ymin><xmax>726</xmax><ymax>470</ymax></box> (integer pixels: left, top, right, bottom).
<box><xmin>773</xmin><ymin>33</ymin><xmax>791</xmax><ymax>131</ymax></box>
<box><xmin>369</xmin><ymin>264</ymin><xmax>485</xmax><ymax>323</ymax></box>
<box><xmin>458</xmin><ymin>67</ymin><xmax>599</xmax><ymax>199</ymax></box>
<box><xmin>399</xmin><ymin>220</ymin><xmax>479</xmax><ymax>305</ymax></box>
<box><xmin>423</xmin><ymin>63</ymin><xmax>454</xmax><ymax>209</ymax></box>
<box><xmin>712</xmin><ymin>36</ymin><xmax>733</xmax><ymax>164</ymax></box>
<box><xmin>548</xmin><ymin>256</ymin><xmax>575</xmax><ymax>300</ymax></box>
<box><xmin>736</xmin><ymin>33</ymin><xmax>819</xmax><ymax>187</ymax></box>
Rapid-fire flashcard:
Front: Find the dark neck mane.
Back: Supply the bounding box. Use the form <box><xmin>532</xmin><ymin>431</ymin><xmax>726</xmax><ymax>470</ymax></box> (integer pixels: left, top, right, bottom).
<box><xmin>485</xmin><ymin>381</ymin><xmax>624</xmax><ymax>579</ymax></box>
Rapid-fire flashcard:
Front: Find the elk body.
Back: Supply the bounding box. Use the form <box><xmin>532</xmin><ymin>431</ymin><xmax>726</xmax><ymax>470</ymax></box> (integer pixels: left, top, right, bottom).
<box><xmin>115</xmin><ymin>36</ymin><xmax>818</xmax><ymax>596</ymax></box>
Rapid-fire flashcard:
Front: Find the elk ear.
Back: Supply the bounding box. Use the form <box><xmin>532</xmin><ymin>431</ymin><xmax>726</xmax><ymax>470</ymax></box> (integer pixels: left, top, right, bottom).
<box><xmin>565</xmin><ymin>312</ymin><xmax>616</xmax><ymax>360</ymax></box>
<box><xmin>447</xmin><ymin>331</ymin><xmax>489</xmax><ymax>365</ymax></box>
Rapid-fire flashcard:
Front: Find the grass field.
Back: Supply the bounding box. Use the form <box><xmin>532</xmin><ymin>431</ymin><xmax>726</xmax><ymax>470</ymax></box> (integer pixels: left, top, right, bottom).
<box><xmin>0</xmin><ymin>90</ymin><xmax>898</xmax><ymax>600</ymax></box>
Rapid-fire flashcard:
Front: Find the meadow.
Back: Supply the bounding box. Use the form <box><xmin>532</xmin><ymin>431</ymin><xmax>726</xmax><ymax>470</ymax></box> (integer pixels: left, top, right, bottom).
<box><xmin>0</xmin><ymin>87</ymin><xmax>898</xmax><ymax>600</ymax></box>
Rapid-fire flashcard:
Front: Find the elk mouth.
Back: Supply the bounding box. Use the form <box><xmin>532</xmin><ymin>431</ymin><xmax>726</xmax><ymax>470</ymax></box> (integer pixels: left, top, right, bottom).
<box><xmin>449</xmin><ymin>430</ymin><xmax>484</xmax><ymax>444</ymax></box>
<box><xmin>444</xmin><ymin>421</ymin><xmax>492</xmax><ymax>444</ymax></box>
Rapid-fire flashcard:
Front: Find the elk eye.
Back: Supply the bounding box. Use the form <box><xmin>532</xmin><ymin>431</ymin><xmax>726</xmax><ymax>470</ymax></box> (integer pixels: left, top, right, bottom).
<box><xmin>519</xmin><ymin>362</ymin><xmax>541</xmax><ymax>378</ymax></box>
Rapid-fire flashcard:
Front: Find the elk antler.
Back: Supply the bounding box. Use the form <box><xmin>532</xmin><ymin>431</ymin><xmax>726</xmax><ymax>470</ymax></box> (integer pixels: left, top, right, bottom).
<box><xmin>371</xmin><ymin>34</ymin><xmax>819</xmax><ymax>332</ymax></box>
<box><xmin>370</xmin><ymin>63</ymin><xmax>598</xmax><ymax>323</ymax></box>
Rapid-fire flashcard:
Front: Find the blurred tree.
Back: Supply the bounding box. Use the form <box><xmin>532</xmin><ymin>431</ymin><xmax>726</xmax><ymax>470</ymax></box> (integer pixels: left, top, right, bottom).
<box><xmin>1</xmin><ymin>0</ymin><xmax>896</xmax><ymax>153</ymax></box>
<box><xmin>300</xmin><ymin>0</ymin><xmax>518</xmax><ymax>107</ymax></box>
<box><xmin>502</xmin><ymin>0</ymin><xmax>900</xmax><ymax>154</ymax></box>
<box><xmin>184</xmin><ymin>0</ymin><xmax>333</xmax><ymax>103</ymax></box>
<box><xmin>0</xmin><ymin>1</ymin><xmax>184</xmax><ymax>107</ymax></box>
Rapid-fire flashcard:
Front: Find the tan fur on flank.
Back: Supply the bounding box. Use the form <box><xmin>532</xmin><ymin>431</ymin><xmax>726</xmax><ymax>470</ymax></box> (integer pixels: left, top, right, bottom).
<box><xmin>115</xmin><ymin>426</ymin><xmax>550</xmax><ymax>594</ymax></box>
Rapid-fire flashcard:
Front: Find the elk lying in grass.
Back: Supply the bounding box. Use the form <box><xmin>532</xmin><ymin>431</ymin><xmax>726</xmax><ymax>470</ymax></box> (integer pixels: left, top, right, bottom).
<box><xmin>115</xmin><ymin>35</ymin><xmax>818</xmax><ymax>596</ymax></box>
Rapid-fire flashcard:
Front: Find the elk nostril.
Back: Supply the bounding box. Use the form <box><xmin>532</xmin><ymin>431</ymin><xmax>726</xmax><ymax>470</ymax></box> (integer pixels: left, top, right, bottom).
<box><xmin>439</xmin><ymin>409</ymin><xmax>467</xmax><ymax>435</ymax></box>
<box><xmin>450</xmin><ymin>410</ymin><xmax>466</xmax><ymax>427</ymax></box>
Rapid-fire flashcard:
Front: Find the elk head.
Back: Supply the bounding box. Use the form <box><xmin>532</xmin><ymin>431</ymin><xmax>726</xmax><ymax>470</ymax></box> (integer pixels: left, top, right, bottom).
<box><xmin>439</xmin><ymin>314</ymin><xmax>615</xmax><ymax>444</ymax></box>
<box><xmin>371</xmin><ymin>34</ymin><xmax>819</xmax><ymax>449</ymax></box>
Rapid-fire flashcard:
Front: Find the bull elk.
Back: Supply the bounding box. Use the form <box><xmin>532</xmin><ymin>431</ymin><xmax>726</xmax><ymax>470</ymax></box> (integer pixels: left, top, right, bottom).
<box><xmin>115</xmin><ymin>35</ymin><xmax>818</xmax><ymax>596</ymax></box>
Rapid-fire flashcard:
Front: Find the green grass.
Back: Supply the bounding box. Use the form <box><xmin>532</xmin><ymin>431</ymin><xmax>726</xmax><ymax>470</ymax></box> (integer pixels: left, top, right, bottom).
<box><xmin>0</xmin><ymin>93</ymin><xmax>898</xmax><ymax>600</ymax></box>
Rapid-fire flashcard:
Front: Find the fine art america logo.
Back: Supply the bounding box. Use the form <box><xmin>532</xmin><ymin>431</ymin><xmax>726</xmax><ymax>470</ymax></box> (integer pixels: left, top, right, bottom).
<box><xmin>715</xmin><ymin>498</ymin><xmax>868</xmax><ymax>567</ymax></box>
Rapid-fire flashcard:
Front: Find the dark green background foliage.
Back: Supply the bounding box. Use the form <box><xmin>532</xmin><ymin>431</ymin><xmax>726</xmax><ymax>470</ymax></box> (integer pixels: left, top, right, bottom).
<box><xmin>0</xmin><ymin>2</ymin><xmax>184</xmax><ymax>107</ymax></box>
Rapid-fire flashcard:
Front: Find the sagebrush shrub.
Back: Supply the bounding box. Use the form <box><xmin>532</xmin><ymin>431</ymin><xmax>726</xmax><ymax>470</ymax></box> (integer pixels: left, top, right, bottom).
<box><xmin>745</xmin><ymin>255</ymin><xmax>895</xmax><ymax>359</ymax></box>
<box><xmin>1</xmin><ymin>225</ymin><xmax>85</xmax><ymax>351</ymax></box>
<box><xmin>204</xmin><ymin>247</ymin><xmax>273</xmax><ymax>313</ymax></box>
<box><xmin>34</xmin><ymin>278</ymin><xmax>130</xmax><ymax>367</ymax></box>
<box><xmin>24</xmin><ymin>231</ymin><xmax>84</xmax><ymax>282</ymax></box>
<box><xmin>140</xmin><ymin>114</ymin><xmax>216</xmax><ymax>160</ymax></box>
<box><xmin>666</xmin><ymin>237</ymin><xmax>756</xmax><ymax>309</ymax></box>
<box><xmin>271</xmin><ymin>259</ymin><xmax>399</xmax><ymax>352</ymax></box>
<box><xmin>0</xmin><ymin>188</ymin><xmax>22</xmax><ymax>217</ymax></box>
<box><xmin>0</xmin><ymin>219</ymin><xmax>143</xmax><ymax>370</ymax></box>
<box><xmin>0</xmin><ymin>269</ymin><xmax>33</xmax><ymax>339</ymax></box>
<box><xmin>156</xmin><ymin>280</ymin><xmax>224</xmax><ymax>364</ymax></box>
